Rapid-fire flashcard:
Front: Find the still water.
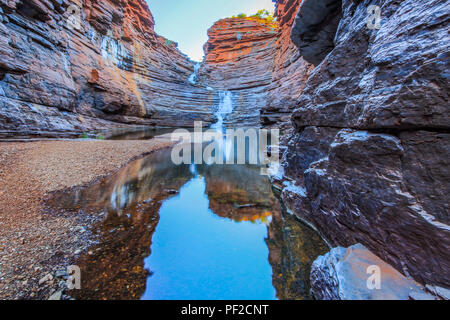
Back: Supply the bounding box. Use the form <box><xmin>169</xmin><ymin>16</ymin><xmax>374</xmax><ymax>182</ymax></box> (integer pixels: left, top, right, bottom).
<box><xmin>46</xmin><ymin>146</ymin><xmax>328</xmax><ymax>300</ymax></box>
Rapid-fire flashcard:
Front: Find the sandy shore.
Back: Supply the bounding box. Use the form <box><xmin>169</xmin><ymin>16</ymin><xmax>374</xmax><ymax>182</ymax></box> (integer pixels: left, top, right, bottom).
<box><xmin>0</xmin><ymin>138</ymin><xmax>174</xmax><ymax>299</ymax></box>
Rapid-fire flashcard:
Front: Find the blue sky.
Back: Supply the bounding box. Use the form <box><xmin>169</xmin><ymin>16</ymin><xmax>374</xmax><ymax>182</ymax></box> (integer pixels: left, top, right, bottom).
<box><xmin>146</xmin><ymin>0</ymin><xmax>276</xmax><ymax>61</ymax></box>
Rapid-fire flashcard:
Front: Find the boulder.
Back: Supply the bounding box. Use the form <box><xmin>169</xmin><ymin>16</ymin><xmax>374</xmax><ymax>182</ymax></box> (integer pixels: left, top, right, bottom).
<box><xmin>310</xmin><ymin>244</ymin><xmax>428</xmax><ymax>300</ymax></box>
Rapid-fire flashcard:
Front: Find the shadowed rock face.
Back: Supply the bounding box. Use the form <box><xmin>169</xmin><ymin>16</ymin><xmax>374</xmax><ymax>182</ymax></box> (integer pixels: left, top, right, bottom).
<box><xmin>276</xmin><ymin>0</ymin><xmax>450</xmax><ymax>288</ymax></box>
<box><xmin>0</xmin><ymin>0</ymin><xmax>215</xmax><ymax>137</ymax></box>
<box><xmin>261</xmin><ymin>0</ymin><xmax>315</xmax><ymax>127</ymax></box>
<box><xmin>290</xmin><ymin>0</ymin><xmax>342</xmax><ymax>66</ymax></box>
<box><xmin>198</xmin><ymin>17</ymin><xmax>278</xmax><ymax>126</ymax></box>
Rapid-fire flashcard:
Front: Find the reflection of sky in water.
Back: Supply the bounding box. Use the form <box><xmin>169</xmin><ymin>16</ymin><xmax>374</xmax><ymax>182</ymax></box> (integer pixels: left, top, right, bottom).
<box><xmin>142</xmin><ymin>175</ymin><xmax>276</xmax><ymax>300</ymax></box>
<box><xmin>48</xmin><ymin>143</ymin><xmax>326</xmax><ymax>300</ymax></box>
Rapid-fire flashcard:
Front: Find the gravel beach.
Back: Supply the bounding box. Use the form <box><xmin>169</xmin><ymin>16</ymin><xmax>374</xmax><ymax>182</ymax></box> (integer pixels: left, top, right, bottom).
<box><xmin>0</xmin><ymin>138</ymin><xmax>174</xmax><ymax>299</ymax></box>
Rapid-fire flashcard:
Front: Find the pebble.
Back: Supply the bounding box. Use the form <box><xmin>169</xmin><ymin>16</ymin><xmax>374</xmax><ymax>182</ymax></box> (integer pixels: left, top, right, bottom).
<box><xmin>38</xmin><ymin>273</ymin><xmax>53</xmax><ymax>285</ymax></box>
<box><xmin>48</xmin><ymin>290</ymin><xmax>63</xmax><ymax>300</ymax></box>
<box><xmin>55</xmin><ymin>270</ymin><xmax>68</xmax><ymax>279</ymax></box>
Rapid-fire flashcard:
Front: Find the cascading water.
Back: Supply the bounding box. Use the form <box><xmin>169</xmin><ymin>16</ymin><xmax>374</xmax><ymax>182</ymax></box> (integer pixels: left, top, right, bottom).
<box><xmin>188</xmin><ymin>62</ymin><xmax>201</xmax><ymax>84</ymax></box>
<box><xmin>212</xmin><ymin>91</ymin><xmax>233</xmax><ymax>131</ymax></box>
<box><xmin>211</xmin><ymin>91</ymin><xmax>234</xmax><ymax>162</ymax></box>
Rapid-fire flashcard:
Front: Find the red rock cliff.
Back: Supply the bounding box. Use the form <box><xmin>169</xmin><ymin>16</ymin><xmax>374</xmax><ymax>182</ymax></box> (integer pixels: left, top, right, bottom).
<box><xmin>199</xmin><ymin>17</ymin><xmax>278</xmax><ymax>126</ymax></box>
<box><xmin>199</xmin><ymin>5</ymin><xmax>313</xmax><ymax>128</ymax></box>
<box><xmin>0</xmin><ymin>0</ymin><xmax>214</xmax><ymax>137</ymax></box>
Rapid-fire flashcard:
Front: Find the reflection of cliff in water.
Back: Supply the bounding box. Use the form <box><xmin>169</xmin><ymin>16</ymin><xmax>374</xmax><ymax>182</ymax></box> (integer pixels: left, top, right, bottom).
<box><xmin>46</xmin><ymin>149</ymin><xmax>193</xmax><ymax>300</ymax></box>
<box><xmin>45</xmin><ymin>147</ymin><xmax>328</xmax><ymax>300</ymax></box>
<box><xmin>48</xmin><ymin>149</ymin><xmax>193</xmax><ymax>216</ymax></box>
<box><xmin>267</xmin><ymin>209</ymin><xmax>329</xmax><ymax>300</ymax></box>
<box><xmin>197</xmin><ymin>164</ymin><xmax>278</xmax><ymax>223</ymax></box>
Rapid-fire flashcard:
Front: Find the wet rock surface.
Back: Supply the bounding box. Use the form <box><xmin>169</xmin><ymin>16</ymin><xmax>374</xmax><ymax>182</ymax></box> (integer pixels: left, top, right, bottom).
<box><xmin>310</xmin><ymin>244</ymin><xmax>428</xmax><ymax>300</ymax></box>
<box><xmin>292</xmin><ymin>0</ymin><xmax>449</xmax><ymax>130</ymax></box>
<box><xmin>275</xmin><ymin>0</ymin><xmax>450</xmax><ymax>289</ymax></box>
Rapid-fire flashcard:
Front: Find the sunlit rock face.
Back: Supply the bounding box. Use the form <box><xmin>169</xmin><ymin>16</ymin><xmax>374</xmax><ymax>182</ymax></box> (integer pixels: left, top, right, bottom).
<box><xmin>198</xmin><ymin>17</ymin><xmax>278</xmax><ymax>126</ymax></box>
<box><xmin>0</xmin><ymin>0</ymin><xmax>214</xmax><ymax>137</ymax></box>
<box><xmin>261</xmin><ymin>0</ymin><xmax>314</xmax><ymax>127</ymax></box>
<box><xmin>276</xmin><ymin>0</ymin><xmax>450</xmax><ymax>287</ymax></box>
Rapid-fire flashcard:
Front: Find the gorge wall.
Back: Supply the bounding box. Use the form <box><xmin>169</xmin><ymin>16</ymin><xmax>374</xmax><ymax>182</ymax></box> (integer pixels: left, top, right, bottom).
<box><xmin>261</xmin><ymin>0</ymin><xmax>314</xmax><ymax>127</ymax></box>
<box><xmin>198</xmin><ymin>16</ymin><xmax>278</xmax><ymax>126</ymax></box>
<box><xmin>273</xmin><ymin>0</ymin><xmax>450</xmax><ymax>287</ymax></box>
<box><xmin>0</xmin><ymin>1</ymin><xmax>314</xmax><ymax>134</ymax></box>
<box><xmin>0</xmin><ymin>0</ymin><xmax>215</xmax><ymax>138</ymax></box>
<box><xmin>198</xmin><ymin>6</ymin><xmax>314</xmax><ymax>128</ymax></box>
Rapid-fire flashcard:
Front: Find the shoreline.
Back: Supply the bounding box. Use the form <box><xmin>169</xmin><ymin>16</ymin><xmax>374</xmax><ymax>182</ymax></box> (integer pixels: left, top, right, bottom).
<box><xmin>0</xmin><ymin>138</ymin><xmax>175</xmax><ymax>299</ymax></box>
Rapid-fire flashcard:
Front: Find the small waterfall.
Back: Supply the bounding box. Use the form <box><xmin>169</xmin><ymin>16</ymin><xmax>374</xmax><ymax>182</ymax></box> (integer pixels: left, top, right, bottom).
<box><xmin>211</xmin><ymin>91</ymin><xmax>234</xmax><ymax>162</ymax></box>
<box><xmin>212</xmin><ymin>91</ymin><xmax>233</xmax><ymax>131</ymax></box>
<box><xmin>188</xmin><ymin>62</ymin><xmax>201</xmax><ymax>84</ymax></box>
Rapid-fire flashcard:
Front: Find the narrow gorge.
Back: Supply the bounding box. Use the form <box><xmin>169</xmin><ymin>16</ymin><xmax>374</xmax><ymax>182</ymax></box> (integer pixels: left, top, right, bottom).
<box><xmin>0</xmin><ymin>0</ymin><xmax>448</xmax><ymax>300</ymax></box>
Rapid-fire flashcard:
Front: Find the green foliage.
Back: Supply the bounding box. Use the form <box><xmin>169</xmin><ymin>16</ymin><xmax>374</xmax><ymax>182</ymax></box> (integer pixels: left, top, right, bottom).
<box><xmin>231</xmin><ymin>9</ymin><xmax>277</xmax><ymax>26</ymax></box>
<box><xmin>233</xmin><ymin>13</ymin><xmax>247</xmax><ymax>19</ymax></box>
<box><xmin>97</xmin><ymin>134</ymin><xmax>105</xmax><ymax>140</ymax></box>
<box><xmin>251</xmin><ymin>9</ymin><xmax>275</xmax><ymax>23</ymax></box>
<box><xmin>253</xmin><ymin>9</ymin><xmax>270</xmax><ymax>19</ymax></box>
<box><xmin>81</xmin><ymin>133</ymin><xmax>88</xmax><ymax>139</ymax></box>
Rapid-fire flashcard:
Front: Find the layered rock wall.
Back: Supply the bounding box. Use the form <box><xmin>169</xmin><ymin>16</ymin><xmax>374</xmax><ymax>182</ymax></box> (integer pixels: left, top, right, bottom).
<box><xmin>198</xmin><ymin>17</ymin><xmax>278</xmax><ymax>126</ymax></box>
<box><xmin>0</xmin><ymin>0</ymin><xmax>214</xmax><ymax>137</ymax></box>
<box><xmin>275</xmin><ymin>0</ymin><xmax>450</xmax><ymax>287</ymax></box>
<box><xmin>261</xmin><ymin>0</ymin><xmax>314</xmax><ymax>127</ymax></box>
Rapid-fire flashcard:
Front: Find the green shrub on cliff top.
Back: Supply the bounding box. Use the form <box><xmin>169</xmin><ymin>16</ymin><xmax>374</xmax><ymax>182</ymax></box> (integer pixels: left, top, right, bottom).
<box><xmin>232</xmin><ymin>13</ymin><xmax>247</xmax><ymax>19</ymax></box>
<box><xmin>252</xmin><ymin>9</ymin><xmax>272</xmax><ymax>20</ymax></box>
<box><xmin>232</xmin><ymin>9</ymin><xmax>277</xmax><ymax>28</ymax></box>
